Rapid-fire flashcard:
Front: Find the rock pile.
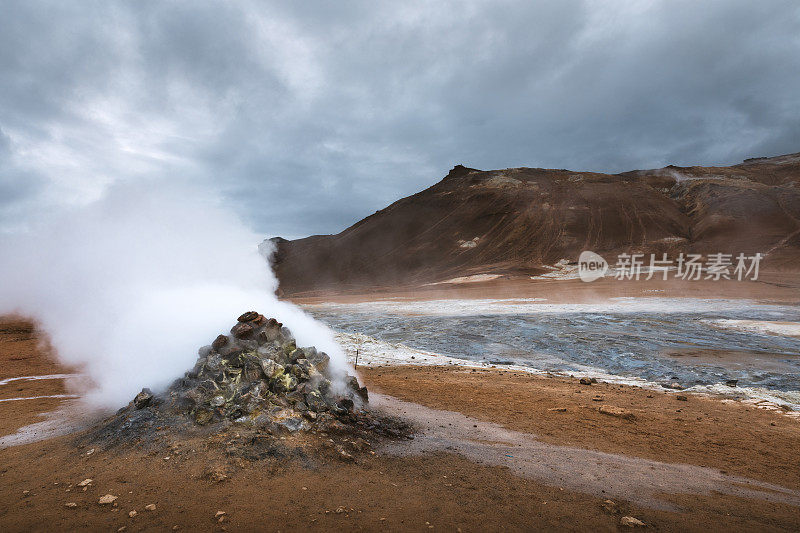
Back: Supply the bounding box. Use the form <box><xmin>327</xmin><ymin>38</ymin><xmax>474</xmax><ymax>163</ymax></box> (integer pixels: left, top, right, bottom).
<box><xmin>129</xmin><ymin>311</ymin><xmax>370</xmax><ymax>434</ymax></box>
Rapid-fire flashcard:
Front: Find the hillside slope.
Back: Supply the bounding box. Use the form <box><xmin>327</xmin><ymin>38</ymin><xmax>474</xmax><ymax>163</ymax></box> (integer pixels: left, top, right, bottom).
<box><xmin>271</xmin><ymin>153</ymin><xmax>800</xmax><ymax>295</ymax></box>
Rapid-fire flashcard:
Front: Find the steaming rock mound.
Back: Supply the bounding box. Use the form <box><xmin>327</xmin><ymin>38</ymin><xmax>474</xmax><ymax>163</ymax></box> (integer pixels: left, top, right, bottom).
<box><xmin>90</xmin><ymin>312</ymin><xmax>408</xmax><ymax>452</ymax></box>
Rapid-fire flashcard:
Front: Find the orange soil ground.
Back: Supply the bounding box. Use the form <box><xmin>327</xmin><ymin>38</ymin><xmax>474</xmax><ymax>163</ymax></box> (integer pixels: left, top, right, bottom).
<box><xmin>288</xmin><ymin>274</ymin><xmax>800</xmax><ymax>305</ymax></box>
<box><xmin>1</xmin><ymin>317</ymin><xmax>799</xmax><ymax>531</ymax></box>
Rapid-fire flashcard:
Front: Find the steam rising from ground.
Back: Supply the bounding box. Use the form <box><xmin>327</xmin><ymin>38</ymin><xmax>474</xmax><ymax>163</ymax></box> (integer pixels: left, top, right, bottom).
<box><xmin>0</xmin><ymin>182</ymin><xmax>346</xmax><ymax>408</ymax></box>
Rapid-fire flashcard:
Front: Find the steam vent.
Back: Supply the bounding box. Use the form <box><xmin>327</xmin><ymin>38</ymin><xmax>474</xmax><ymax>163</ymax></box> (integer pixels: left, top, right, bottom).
<box><xmin>121</xmin><ymin>312</ymin><xmax>377</xmax><ymax>435</ymax></box>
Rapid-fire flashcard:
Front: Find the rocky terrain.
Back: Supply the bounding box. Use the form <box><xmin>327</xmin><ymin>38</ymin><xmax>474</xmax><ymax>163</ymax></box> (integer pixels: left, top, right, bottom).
<box><xmin>89</xmin><ymin>312</ymin><xmax>408</xmax><ymax>459</ymax></box>
<box><xmin>271</xmin><ymin>153</ymin><xmax>800</xmax><ymax>294</ymax></box>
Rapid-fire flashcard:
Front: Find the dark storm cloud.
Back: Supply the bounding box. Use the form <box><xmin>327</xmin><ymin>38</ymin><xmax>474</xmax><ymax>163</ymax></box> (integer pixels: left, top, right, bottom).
<box><xmin>1</xmin><ymin>0</ymin><xmax>798</xmax><ymax>237</ymax></box>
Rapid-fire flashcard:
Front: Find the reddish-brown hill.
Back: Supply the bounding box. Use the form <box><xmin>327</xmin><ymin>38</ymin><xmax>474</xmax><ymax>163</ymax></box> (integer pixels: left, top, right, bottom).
<box><xmin>271</xmin><ymin>153</ymin><xmax>800</xmax><ymax>295</ymax></box>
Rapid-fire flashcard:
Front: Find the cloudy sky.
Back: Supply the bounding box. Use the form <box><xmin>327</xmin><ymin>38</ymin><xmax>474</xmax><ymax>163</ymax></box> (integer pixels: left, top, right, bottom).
<box><xmin>1</xmin><ymin>1</ymin><xmax>799</xmax><ymax>238</ymax></box>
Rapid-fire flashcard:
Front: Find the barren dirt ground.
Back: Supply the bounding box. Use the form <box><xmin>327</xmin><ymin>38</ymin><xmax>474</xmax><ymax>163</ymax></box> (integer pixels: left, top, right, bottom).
<box><xmin>1</xmin><ymin>317</ymin><xmax>799</xmax><ymax>531</ymax></box>
<box><xmin>288</xmin><ymin>274</ymin><xmax>800</xmax><ymax>306</ymax></box>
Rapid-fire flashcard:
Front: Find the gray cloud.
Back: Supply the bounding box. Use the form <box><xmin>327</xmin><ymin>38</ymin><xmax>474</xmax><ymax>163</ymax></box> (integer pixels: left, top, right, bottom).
<box><xmin>1</xmin><ymin>0</ymin><xmax>798</xmax><ymax>238</ymax></box>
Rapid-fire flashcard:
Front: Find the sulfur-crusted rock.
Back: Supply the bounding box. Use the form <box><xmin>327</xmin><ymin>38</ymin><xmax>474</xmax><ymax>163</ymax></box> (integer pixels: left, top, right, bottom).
<box><xmin>260</xmin><ymin>359</ymin><xmax>284</xmax><ymax>380</ymax></box>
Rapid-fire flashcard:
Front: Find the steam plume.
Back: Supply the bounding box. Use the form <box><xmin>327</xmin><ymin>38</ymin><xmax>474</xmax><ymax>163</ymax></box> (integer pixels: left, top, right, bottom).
<box><xmin>0</xmin><ymin>181</ymin><xmax>346</xmax><ymax>408</ymax></box>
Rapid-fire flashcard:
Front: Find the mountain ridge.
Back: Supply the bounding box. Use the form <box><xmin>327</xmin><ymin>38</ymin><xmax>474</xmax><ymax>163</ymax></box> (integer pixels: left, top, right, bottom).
<box><xmin>271</xmin><ymin>152</ymin><xmax>800</xmax><ymax>295</ymax></box>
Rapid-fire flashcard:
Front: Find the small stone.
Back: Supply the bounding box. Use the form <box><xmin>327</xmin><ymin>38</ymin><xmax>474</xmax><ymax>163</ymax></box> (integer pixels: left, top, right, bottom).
<box><xmin>278</xmin><ymin>417</ymin><xmax>307</xmax><ymax>432</ymax></box>
<box><xmin>219</xmin><ymin>343</ymin><xmax>243</xmax><ymax>359</ymax></box>
<box><xmin>288</xmin><ymin>348</ymin><xmax>305</xmax><ymax>363</ymax></box>
<box><xmin>725</xmin><ymin>379</ymin><xmax>738</xmax><ymax>387</ymax></box>
<box><xmin>231</xmin><ymin>322</ymin><xmax>255</xmax><ymax>339</ymax></box>
<box><xmin>598</xmin><ymin>405</ymin><xmax>636</xmax><ymax>421</ymax></box>
<box><xmin>337</xmin><ymin>447</ymin><xmax>355</xmax><ymax>462</ymax></box>
<box><xmin>237</xmin><ymin>311</ymin><xmax>260</xmax><ymax>322</ymax></box>
<box><xmin>276</xmin><ymin>373</ymin><xmax>298</xmax><ymax>393</ymax></box>
<box><xmin>238</xmin><ymin>339</ymin><xmax>258</xmax><ymax>352</ymax></box>
<box><xmin>620</xmin><ymin>516</ymin><xmax>646</xmax><ymax>527</ymax></box>
<box><xmin>579</xmin><ymin>377</ymin><xmax>592</xmax><ymax>385</ymax></box>
<box><xmin>145</xmin><ymin>503</ymin><xmax>156</xmax><ymax>511</ymax></box>
<box><xmin>337</xmin><ymin>398</ymin><xmax>355</xmax><ymax>412</ymax></box>
<box><xmin>22</xmin><ymin>490</ymin><xmax>30</xmax><ymax>496</ymax></box>
<box><xmin>118</xmin><ymin>527</ymin><xmax>127</xmax><ymax>532</ymax></box>
<box><xmin>305</xmin><ymin>391</ymin><xmax>327</xmax><ymax>412</ymax></box>
<box><xmin>172</xmin><ymin>526</ymin><xmax>180</xmax><ymax>531</ymax></box>
<box><xmin>592</xmin><ymin>395</ymin><xmax>604</xmax><ymax>402</ymax></box>
<box><xmin>77</xmin><ymin>478</ymin><xmax>93</xmax><ymax>487</ymax></box>
<box><xmin>308</xmin><ymin>350</ymin><xmax>330</xmax><ymax>372</ymax></box>
<box><xmin>210</xmin><ymin>395</ymin><xmax>225</xmax><ymax>408</ymax></box>
<box><xmin>676</xmin><ymin>395</ymin><xmax>688</xmax><ymax>401</ymax></box>
<box><xmin>355</xmin><ymin>385</ymin><xmax>369</xmax><ymax>402</ymax></box>
<box><xmin>345</xmin><ymin>375</ymin><xmax>369</xmax><ymax>402</ymax></box>
<box><xmin>134</xmin><ymin>388</ymin><xmax>153</xmax><ymax>409</ymax></box>
<box><xmin>99</xmin><ymin>494</ymin><xmax>118</xmax><ymax>505</ymax></box>
<box><xmin>212</xmin><ymin>334</ymin><xmax>229</xmax><ymax>350</ymax></box>
<box><xmin>215</xmin><ymin>511</ymin><xmax>226</xmax><ymax>519</ymax></box>
<box><xmin>547</xmin><ymin>407</ymin><xmax>567</xmax><ymax>412</ymax></box>
<box><xmin>601</xmin><ymin>499</ymin><xmax>618</xmax><ymax>514</ymax></box>
<box><xmin>65</xmin><ymin>502</ymin><xmax>78</xmax><ymax>509</ymax></box>
<box><xmin>129</xmin><ymin>510</ymin><xmax>137</xmax><ymax>518</ymax></box>
<box><xmin>260</xmin><ymin>359</ymin><xmax>284</xmax><ymax>380</ymax></box>
<box><xmin>350</xmin><ymin>438</ymin><xmax>371</xmax><ymax>451</ymax></box>
<box><xmin>208</xmin><ymin>470</ymin><xmax>228</xmax><ymax>483</ymax></box>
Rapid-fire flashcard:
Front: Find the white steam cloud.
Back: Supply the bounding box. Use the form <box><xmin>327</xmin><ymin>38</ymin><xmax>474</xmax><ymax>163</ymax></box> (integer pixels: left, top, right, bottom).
<box><xmin>0</xmin><ymin>181</ymin><xmax>347</xmax><ymax>408</ymax></box>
